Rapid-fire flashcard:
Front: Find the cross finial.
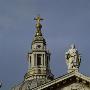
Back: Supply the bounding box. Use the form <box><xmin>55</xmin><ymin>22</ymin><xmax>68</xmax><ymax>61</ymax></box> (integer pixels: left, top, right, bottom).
<box><xmin>34</xmin><ymin>15</ymin><xmax>44</xmax><ymax>24</ymax></box>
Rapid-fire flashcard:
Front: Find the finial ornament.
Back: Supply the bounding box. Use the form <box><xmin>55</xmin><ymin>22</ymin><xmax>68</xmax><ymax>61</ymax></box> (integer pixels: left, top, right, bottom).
<box><xmin>34</xmin><ymin>15</ymin><xmax>44</xmax><ymax>36</ymax></box>
<box><xmin>34</xmin><ymin>15</ymin><xmax>44</xmax><ymax>24</ymax></box>
<box><xmin>65</xmin><ymin>44</ymin><xmax>81</xmax><ymax>73</ymax></box>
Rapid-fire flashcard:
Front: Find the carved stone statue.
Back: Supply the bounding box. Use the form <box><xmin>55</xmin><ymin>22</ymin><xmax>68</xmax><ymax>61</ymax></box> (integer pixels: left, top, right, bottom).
<box><xmin>0</xmin><ymin>81</ymin><xmax>2</xmax><ymax>88</ymax></box>
<box><xmin>65</xmin><ymin>44</ymin><xmax>81</xmax><ymax>72</ymax></box>
<box><xmin>70</xmin><ymin>83</ymin><xmax>85</xmax><ymax>90</ymax></box>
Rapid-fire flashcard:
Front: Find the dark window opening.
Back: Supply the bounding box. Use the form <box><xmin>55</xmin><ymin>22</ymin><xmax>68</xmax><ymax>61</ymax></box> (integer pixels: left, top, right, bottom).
<box><xmin>37</xmin><ymin>54</ymin><xmax>42</xmax><ymax>65</ymax></box>
<box><xmin>34</xmin><ymin>54</ymin><xmax>36</xmax><ymax>66</ymax></box>
<box><xmin>29</xmin><ymin>56</ymin><xmax>31</xmax><ymax>67</ymax></box>
<box><xmin>30</xmin><ymin>56</ymin><xmax>31</xmax><ymax>63</ymax></box>
<box><xmin>43</xmin><ymin>54</ymin><xmax>44</xmax><ymax>65</ymax></box>
<box><xmin>47</xmin><ymin>56</ymin><xmax>48</xmax><ymax>67</ymax></box>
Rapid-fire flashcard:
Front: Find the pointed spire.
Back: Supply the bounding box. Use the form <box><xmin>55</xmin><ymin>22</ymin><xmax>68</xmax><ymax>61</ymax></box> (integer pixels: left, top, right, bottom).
<box><xmin>34</xmin><ymin>15</ymin><xmax>44</xmax><ymax>36</ymax></box>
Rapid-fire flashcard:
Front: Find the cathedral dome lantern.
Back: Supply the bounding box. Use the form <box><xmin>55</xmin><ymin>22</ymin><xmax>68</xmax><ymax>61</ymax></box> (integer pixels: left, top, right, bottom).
<box><xmin>24</xmin><ymin>16</ymin><xmax>54</xmax><ymax>82</ymax></box>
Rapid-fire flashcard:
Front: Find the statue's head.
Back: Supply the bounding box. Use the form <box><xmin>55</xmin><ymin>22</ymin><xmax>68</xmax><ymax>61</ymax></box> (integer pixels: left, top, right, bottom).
<box><xmin>71</xmin><ymin>44</ymin><xmax>75</xmax><ymax>49</ymax></box>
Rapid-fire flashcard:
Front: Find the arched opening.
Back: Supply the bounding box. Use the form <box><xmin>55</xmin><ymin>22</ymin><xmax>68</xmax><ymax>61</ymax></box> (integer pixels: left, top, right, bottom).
<box><xmin>37</xmin><ymin>54</ymin><xmax>42</xmax><ymax>66</ymax></box>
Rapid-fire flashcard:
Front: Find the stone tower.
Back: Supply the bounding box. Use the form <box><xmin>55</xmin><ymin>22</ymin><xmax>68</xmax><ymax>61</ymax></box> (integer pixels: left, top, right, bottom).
<box><xmin>24</xmin><ymin>15</ymin><xmax>54</xmax><ymax>84</ymax></box>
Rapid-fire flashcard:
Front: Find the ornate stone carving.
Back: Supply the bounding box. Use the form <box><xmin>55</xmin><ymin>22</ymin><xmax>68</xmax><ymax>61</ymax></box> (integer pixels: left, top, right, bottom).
<box><xmin>70</xmin><ymin>83</ymin><xmax>85</xmax><ymax>90</ymax></box>
<box><xmin>65</xmin><ymin>44</ymin><xmax>81</xmax><ymax>73</ymax></box>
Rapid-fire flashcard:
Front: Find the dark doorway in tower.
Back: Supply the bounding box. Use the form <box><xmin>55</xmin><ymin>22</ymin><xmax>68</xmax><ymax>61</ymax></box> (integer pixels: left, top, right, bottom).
<box><xmin>37</xmin><ymin>54</ymin><xmax>42</xmax><ymax>66</ymax></box>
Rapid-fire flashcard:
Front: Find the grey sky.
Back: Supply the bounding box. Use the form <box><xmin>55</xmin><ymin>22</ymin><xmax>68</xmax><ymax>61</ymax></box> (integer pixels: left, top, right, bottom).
<box><xmin>0</xmin><ymin>0</ymin><xmax>90</xmax><ymax>90</ymax></box>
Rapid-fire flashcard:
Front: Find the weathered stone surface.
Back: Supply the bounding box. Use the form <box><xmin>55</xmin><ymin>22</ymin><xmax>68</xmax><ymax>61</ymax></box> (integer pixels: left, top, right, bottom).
<box><xmin>56</xmin><ymin>82</ymin><xmax>90</xmax><ymax>90</ymax></box>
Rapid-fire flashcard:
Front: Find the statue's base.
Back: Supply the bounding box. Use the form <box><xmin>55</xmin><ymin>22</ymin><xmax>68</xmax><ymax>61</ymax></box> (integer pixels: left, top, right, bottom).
<box><xmin>68</xmin><ymin>69</ymin><xmax>79</xmax><ymax>73</ymax></box>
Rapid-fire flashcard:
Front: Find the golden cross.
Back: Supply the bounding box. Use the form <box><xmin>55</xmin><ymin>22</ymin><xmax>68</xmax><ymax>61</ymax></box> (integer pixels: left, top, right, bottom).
<box><xmin>34</xmin><ymin>15</ymin><xmax>43</xmax><ymax>24</ymax></box>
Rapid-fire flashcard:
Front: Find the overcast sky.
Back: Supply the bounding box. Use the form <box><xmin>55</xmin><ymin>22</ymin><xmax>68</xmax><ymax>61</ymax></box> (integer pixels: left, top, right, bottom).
<box><xmin>0</xmin><ymin>0</ymin><xmax>90</xmax><ymax>90</ymax></box>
